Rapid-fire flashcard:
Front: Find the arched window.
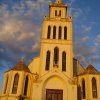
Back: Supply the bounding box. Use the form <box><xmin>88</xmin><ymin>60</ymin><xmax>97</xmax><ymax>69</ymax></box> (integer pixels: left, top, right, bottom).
<box><xmin>53</xmin><ymin>26</ymin><xmax>56</xmax><ymax>39</ymax></box>
<box><xmin>47</xmin><ymin>26</ymin><xmax>51</xmax><ymax>39</ymax></box>
<box><xmin>82</xmin><ymin>79</ymin><xmax>86</xmax><ymax>99</ymax></box>
<box><xmin>24</xmin><ymin>75</ymin><xmax>29</xmax><ymax>96</ymax></box>
<box><xmin>64</xmin><ymin>26</ymin><xmax>67</xmax><ymax>40</ymax></box>
<box><xmin>92</xmin><ymin>77</ymin><xmax>97</xmax><ymax>98</ymax></box>
<box><xmin>59</xmin><ymin>10</ymin><xmax>61</xmax><ymax>16</ymax></box>
<box><xmin>55</xmin><ymin>10</ymin><xmax>57</xmax><ymax>16</ymax></box>
<box><xmin>58</xmin><ymin>26</ymin><xmax>62</xmax><ymax>39</ymax></box>
<box><xmin>12</xmin><ymin>74</ymin><xmax>19</xmax><ymax>94</ymax></box>
<box><xmin>62</xmin><ymin>51</ymin><xmax>66</xmax><ymax>71</ymax></box>
<box><xmin>45</xmin><ymin>51</ymin><xmax>50</xmax><ymax>70</ymax></box>
<box><xmin>54</xmin><ymin>47</ymin><xmax>59</xmax><ymax>66</ymax></box>
<box><xmin>4</xmin><ymin>75</ymin><xmax>8</xmax><ymax>94</ymax></box>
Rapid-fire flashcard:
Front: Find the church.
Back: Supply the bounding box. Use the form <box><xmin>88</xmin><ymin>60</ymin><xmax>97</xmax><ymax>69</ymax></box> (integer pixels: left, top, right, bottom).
<box><xmin>0</xmin><ymin>0</ymin><xmax>100</xmax><ymax>100</ymax></box>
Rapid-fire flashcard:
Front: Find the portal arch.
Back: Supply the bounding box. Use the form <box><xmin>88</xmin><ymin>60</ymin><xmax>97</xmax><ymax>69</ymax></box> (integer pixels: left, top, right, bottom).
<box><xmin>42</xmin><ymin>74</ymin><xmax>68</xmax><ymax>100</ymax></box>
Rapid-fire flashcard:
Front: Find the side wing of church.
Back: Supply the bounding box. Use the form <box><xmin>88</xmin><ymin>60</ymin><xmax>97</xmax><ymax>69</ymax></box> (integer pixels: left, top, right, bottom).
<box><xmin>0</xmin><ymin>0</ymin><xmax>100</xmax><ymax>100</ymax></box>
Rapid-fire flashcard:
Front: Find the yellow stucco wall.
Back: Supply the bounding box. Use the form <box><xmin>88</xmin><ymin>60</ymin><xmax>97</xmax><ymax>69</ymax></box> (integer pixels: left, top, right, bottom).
<box><xmin>0</xmin><ymin>70</ymin><xmax>32</xmax><ymax>100</ymax></box>
<box><xmin>78</xmin><ymin>74</ymin><xmax>100</xmax><ymax>100</ymax></box>
<box><xmin>28</xmin><ymin>57</ymin><xmax>40</xmax><ymax>74</ymax></box>
<box><xmin>31</xmin><ymin>68</ymin><xmax>77</xmax><ymax>100</ymax></box>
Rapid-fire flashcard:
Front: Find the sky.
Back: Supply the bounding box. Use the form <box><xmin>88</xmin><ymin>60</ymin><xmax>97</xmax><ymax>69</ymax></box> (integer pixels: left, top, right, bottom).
<box><xmin>0</xmin><ymin>0</ymin><xmax>100</xmax><ymax>90</ymax></box>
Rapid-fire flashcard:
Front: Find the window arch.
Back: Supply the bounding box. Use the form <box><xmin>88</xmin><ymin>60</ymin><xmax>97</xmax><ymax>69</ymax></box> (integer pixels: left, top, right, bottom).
<box><xmin>54</xmin><ymin>47</ymin><xmax>59</xmax><ymax>66</ymax></box>
<box><xmin>12</xmin><ymin>73</ymin><xmax>19</xmax><ymax>94</ymax></box>
<box><xmin>64</xmin><ymin>26</ymin><xmax>67</xmax><ymax>40</ymax></box>
<box><xmin>59</xmin><ymin>10</ymin><xmax>61</xmax><ymax>16</ymax></box>
<box><xmin>92</xmin><ymin>77</ymin><xmax>97</xmax><ymax>98</ymax></box>
<box><xmin>55</xmin><ymin>10</ymin><xmax>57</xmax><ymax>16</ymax></box>
<box><xmin>47</xmin><ymin>26</ymin><xmax>51</xmax><ymax>39</ymax></box>
<box><xmin>53</xmin><ymin>26</ymin><xmax>56</xmax><ymax>39</ymax></box>
<box><xmin>82</xmin><ymin>79</ymin><xmax>86</xmax><ymax>99</ymax></box>
<box><xmin>58</xmin><ymin>26</ymin><xmax>62</xmax><ymax>39</ymax></box>
<box><xmin>4</xmin><ymin>75</ymin><xmax>8</xmax><ymax>94</ymax></box>
<box><xmin>45</xmin><ymin>51</ymin><xmax>50</xmax><ymax>70</ymax></box>
<box><xmin>24</xmin><ymin>75</ymin><xmax>29</xmax><ymax>96</ymax></box>
<box><xmin>62</xmin><ymin>51</ymin><xmax>66</xmax><ymax>71</ymax></box>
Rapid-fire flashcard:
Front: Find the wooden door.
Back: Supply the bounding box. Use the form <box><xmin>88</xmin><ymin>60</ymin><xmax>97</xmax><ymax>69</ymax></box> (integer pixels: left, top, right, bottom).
<box><xmin>46</xmin><ymin>89</ymin><xmax>63</xmax><ymax>100</ymax></box>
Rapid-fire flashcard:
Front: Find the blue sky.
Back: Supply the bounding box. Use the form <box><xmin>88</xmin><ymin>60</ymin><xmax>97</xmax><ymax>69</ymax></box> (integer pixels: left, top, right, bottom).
<box><xmin>0</xmin><ymin>0</ymin><xmax>100</xmax><ymax>90</ymax></box>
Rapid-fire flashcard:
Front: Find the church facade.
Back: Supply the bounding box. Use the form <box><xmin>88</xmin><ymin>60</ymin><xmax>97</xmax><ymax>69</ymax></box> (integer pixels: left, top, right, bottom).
<box><xmin>0</xmin><ymin>0</ymin><xmax>100</xmax><ymax>100</ymax></box>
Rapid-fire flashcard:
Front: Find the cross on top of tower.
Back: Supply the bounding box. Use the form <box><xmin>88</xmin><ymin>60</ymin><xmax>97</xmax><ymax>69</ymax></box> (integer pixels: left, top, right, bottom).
<box><xmin>55</xmin><ymin>0</ymin><xmax>62</xmax><ymax>4</ymax></box>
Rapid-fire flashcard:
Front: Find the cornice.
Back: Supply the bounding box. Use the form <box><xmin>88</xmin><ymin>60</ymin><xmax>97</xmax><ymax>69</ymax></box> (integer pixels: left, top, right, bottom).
<box><xmin>44</xmin><ymin>16</ymin><xmax>72</xmax><ymax>22</ymax></box>
<box><xmin>41</xmin><ymin>39</ymin><xmax>72</xmax><ymax>45</ymax></box>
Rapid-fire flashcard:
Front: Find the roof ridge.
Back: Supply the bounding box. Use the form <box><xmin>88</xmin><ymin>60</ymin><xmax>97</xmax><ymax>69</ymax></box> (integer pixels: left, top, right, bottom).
<box><xmin>86</xmin><ymin>64</ymin><xmax>99</xmax><ymax>72</ymax></box>
<box><xmin>79</xmin><ymin>64</ymin><xmax>99</xmax><ymax>75</ymax></box>
<box><xmin>11</xmin><ymin>60</ymin><xmax>31</xmax><ymax>73</ymax></box>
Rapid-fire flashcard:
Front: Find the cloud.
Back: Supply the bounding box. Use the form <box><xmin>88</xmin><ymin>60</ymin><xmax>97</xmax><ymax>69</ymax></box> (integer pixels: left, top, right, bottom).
<box><xmin>32</xmin><ymin>42</ymin><xmax>40</xmax><ymax>52</ymax></box>
<box><xmin>67</xmin><ymin>0</ymin><xmax>75</xmax><ymax>7</ymax></box>
<box><xmin>17</xmin><ymin>32</ymin><xmax>35</xmax><ymax>41</ymax></box>
<box><xmin>94</xmin><ymin>35</ymin><xmax>100</xmax><ymax>46</ymax></box>
<box><xmin>0</xmin><ymin>48</ymin><xmax>4</xmax><ymax>52</ymax></box>
<box><xmin>81</xmin><ymin>25</ymin><xmax>92</xmax><ymax>33</ymax></box>
<box><xmin>0</xmin><ymin>0</ymin><xmax>99</xmax><ymax>70</ymax></box>
<box><xmin>0</xmin><ymin>0</ymin><xmax>50</xmax><ymax>68</ymax></box>
<box><xmin>0</xmin><ymin>0</ymin><xmax>46</xmax><ymax>51</ymax></box>
<box><xmin>73</xmin><ymin>33</ymin><xmax>100</xmax><ymax>67</ymax></box>
<box><xmin>81</xmin><ymin>36</ymin><xmax>89</xmax><ymax>42</ymax></box>
<box><xmin>90</xmin><ymin>55</ymin><xmax>100</xmax><ymax>63</ymax></box>
<box><xmin>73</xmin><ymin>36</ymin><xmax>97</xmax><ymax>67</ymax></box>
<box><xmin>73</xmin><ymin>8</ymin><xmax>83</xmax><ymax>19</ymax></box>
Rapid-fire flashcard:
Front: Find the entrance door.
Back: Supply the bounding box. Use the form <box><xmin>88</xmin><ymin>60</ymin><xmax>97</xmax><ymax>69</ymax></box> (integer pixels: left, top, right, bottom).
<box><xmin>46</xmin><ymin>89</ymin><xmax>63</xmax><ymax>100</ymax></box>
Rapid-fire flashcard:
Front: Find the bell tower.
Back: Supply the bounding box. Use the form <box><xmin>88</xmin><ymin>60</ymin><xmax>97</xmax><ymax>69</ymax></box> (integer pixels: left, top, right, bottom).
<box><xmin>49</xmin><ymin>0</ymin><xmax>67</xmax><ymax>18</ymax></box>
<box><xmin>40</xmin><ymin>0</ymin><xmax>73</xmax><ymax>78</ymax></box>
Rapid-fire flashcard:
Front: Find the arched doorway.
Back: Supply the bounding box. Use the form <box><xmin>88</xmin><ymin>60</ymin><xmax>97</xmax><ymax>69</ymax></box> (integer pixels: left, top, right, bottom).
<box><xmin>42</xmin><ymin>75</ymin><xmax>68</xmax><ymax>100</ymax></box>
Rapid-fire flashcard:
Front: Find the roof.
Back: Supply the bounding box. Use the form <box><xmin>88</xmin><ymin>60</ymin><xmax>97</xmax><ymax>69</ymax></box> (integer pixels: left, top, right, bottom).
<box><xmin>10</xmin><ymin>60</ymin><xmax>31</xmax><ymax>73</ymax></box>
<box><xmin>50</xmin><ymin>3</ymin><xmax>67</xmax><ymax>7</ymax></box>
<box><xmin>79</xmin><ymin>64</ymin><xmax>99</xmax><ymax>75</ymax></box>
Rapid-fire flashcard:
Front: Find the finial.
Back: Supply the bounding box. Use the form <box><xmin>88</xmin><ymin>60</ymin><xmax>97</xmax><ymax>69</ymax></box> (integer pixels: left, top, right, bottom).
<box><xmin>20</xmin><ymin>56</ymin><xmax>25</xmax><ymax>62</ymax></box>
<box><xmin>55</xmin><ymin>0</ymin><xmax>62</xmax><ymax>4</ymax></box>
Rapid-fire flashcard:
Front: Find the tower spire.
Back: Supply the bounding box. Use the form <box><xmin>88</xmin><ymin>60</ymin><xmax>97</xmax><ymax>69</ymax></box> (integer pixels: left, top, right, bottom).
<box><xmin>55</xmin><ymin>0</ymin><xmax>62</xmax><ymax>4</ymax></box>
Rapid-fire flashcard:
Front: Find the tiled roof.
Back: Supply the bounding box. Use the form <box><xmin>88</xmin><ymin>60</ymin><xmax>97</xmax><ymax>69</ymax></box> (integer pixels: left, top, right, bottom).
<box><xmin>79</xmin><ymin>64</ymin><xmax>99</xmax><ymax>75</ymax></box>
<box><xmin>11</xmin><ymin>60</ymin><xmax>31</xmax><ymax>73</ymax></box>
